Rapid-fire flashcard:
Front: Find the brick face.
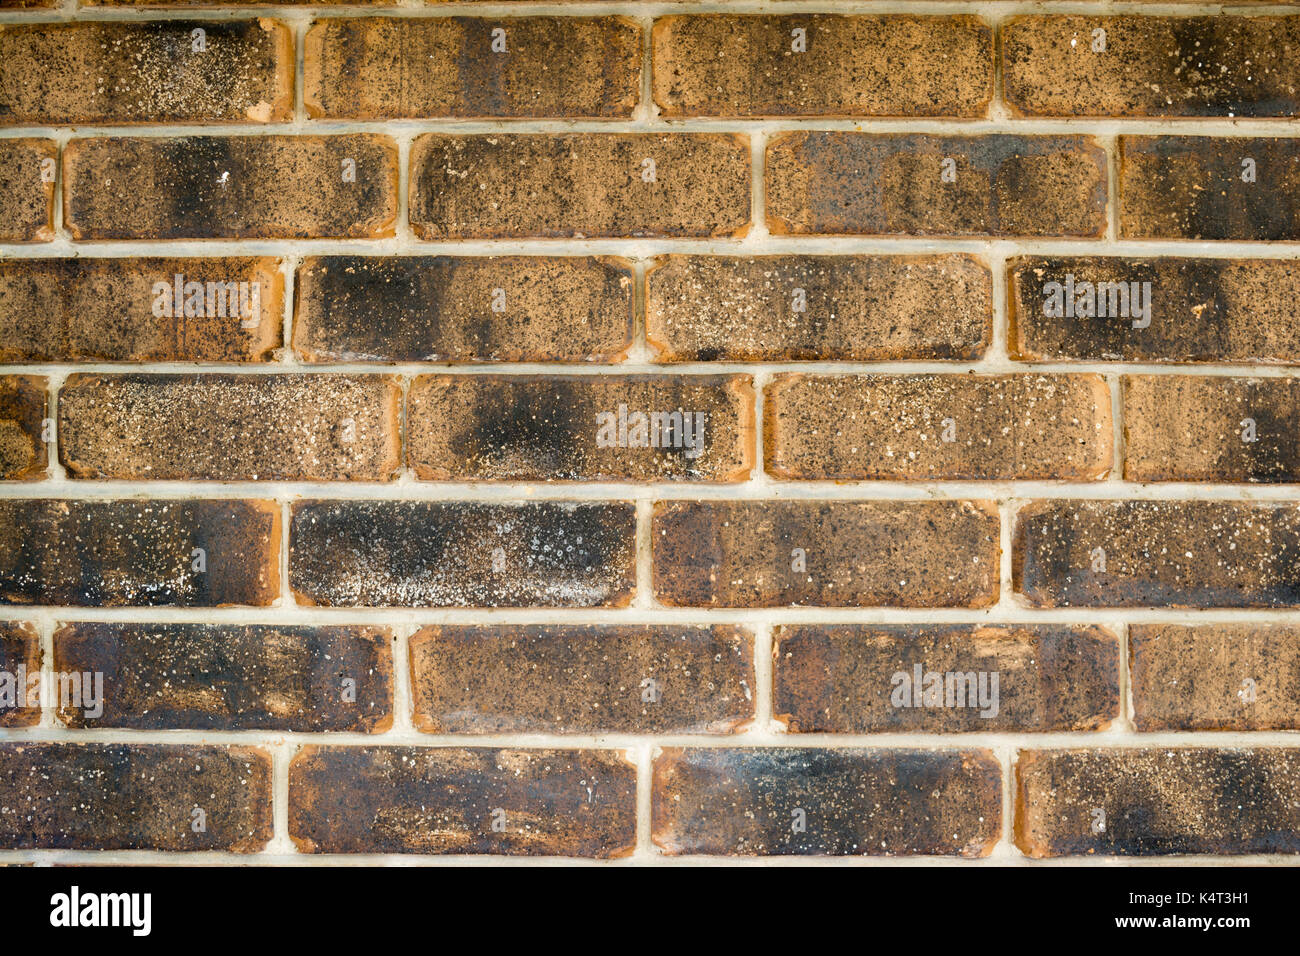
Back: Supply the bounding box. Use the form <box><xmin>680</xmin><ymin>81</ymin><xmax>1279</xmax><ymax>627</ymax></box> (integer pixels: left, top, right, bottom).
<box><xmin>0</xmin><ymin>375</ymin><xmax>47</xmax><ymax>481</ymax></box>
<box><xmin>0</xmin><ymin>622</ymin><xmax>40</xmax><ymax>727</ymax></box>
<box><xmin>0</xmin><ymin>139</ymin><xmax>56</xmax><ymax>242</ymax></box>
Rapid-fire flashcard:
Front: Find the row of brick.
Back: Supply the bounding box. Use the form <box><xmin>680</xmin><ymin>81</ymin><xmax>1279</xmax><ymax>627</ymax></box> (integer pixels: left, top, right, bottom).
<box><xmin>2</xmin><ymin>741</ymin><xmax>1299</xmax><ymax>857</ymax></box>
<box><xmin>0</xmin><ymin>498</ymin><xmax>1298</xmax><ymax>608</ymax></box>
<box><xmin>7</xmin><ymin>133</ymin><xmax>1300</xmax><ymax>242</ymax></box>
<box><xmin>5</xmin><ymin>371</ymin><xmax>1300</xmax><ymax>483</ymax></box>
<box><xmin>2</xmin><ymin>620</ymin><xmax>1294</xmax><ymax>734</ymax></box>
<box><xmin>3</xmin><ymin>17</ymin><xmax>1300</xmax><ymax>124</ymax></box>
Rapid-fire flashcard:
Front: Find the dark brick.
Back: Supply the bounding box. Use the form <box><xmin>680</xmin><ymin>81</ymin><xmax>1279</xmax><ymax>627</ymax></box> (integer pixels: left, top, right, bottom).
<box><xmin>0</xmin><ymin>621</ymin><xmax>39</xmax><ymax>727</ymax></box>
<box><xmin>0</xmin><ymin>376</ymin><xmax>46</xmax><ymax>481</ymax></box>
<box><xmin>0</xmin><ymin>139</ymin><xmax>56</xmax><ymax>242</ymax></box>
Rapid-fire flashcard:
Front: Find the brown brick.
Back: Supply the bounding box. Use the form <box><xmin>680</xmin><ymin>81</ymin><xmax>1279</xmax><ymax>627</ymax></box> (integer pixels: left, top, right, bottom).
<box><xmin>58</xmin><ymin>373</ymin><xmax>401</xmax><ymax>482</ymax></box>
<box><xmin>653</xmin><ymin>748</ymin><xmax>1001</xmax><ymax>857</ymax></box>
<box><xmin>653</xmin><ymin>15</ymin><xmax>991</xmax><ymax>118</ymax></box>
<box><xmin>63</xmin><ymin>135</ymin><xmax>398</xmax><ymax>240</ymax></box>
<box><xmin>409</xmin><ymin>133</ymin><xmax>751</xmax><ymax>239</ymax></box>
<box><xmin>1124</xmin><ymin>375</ymin><xmax>1300</xmax><ymax>482</ymax></box>
<box><xmin>1003</xmin><ymin>16</ymin><xmax>1300</xmax><ymax>118</ymax></box>
<box><xmin>0</xmin><ymin>1</ymin><xmax>56</xmax><ymax>7</ymax></box>
<box><xmin>54</xmin><ymin>622</ymin><xmax>392</xmax><ymax>732</ymax></box>
<box><xmin>410</xmin><ymin>624</ymin><xmax>754</xmax><ymax>734</ymax></box>
<box><xmin>0</xmin><ymin>743</ymin><xmax>271</xmax><ymax>851</ymax></box>
<box><xmin>646</xmin><ymin>254</ymin><xmax>991</xmax><ymax>363</ymax></box>
<box><xmin>0</xmin><ymin>498</ymin><xmax>279</xmax><ymax>607</ymax></box>
<box><xmin>408</xmin><ymin>374</ymin><xmax>754</xmax><ymax>482</ymax></box>
<box><xmin>306</xmin><ymin>17</ymin><xmax>640</xmax><ymax>120</ymax></box>
<box><xmin>1014</xmin><ymin>499</ymin><xmax>1300</xmax><ymax>608</ymax></box>
<box><xmin>290</xmin><ymin>500</ymin><xmax>634</xmax><ymax>608</ymax></box>
<box><xmin>0</xmin><ymin>20</ymin><xmax>292</xmax><ymax>126</ymax></box>
<box><xmin>1131</xmin><ymin>624</ymin><xmax>1300</xmax><ymax>732</ymax></box>
<box><xmin>653</xmin><ymin>500</ymin><xmax>999</xmax><ymax>608</ymax></box>
<box><xmin>0</xmin><ymin>139</ymin><xmax>55</xmax><ymax>242</ymax></box>
<box><xmin>0</xmin><ymin>622</ymin><xmax>39</xmax><ymax>727</ymax></box>
<box><xmin>1120</xmin><ymin>136</ymin><xmax>1300</xmax><ymax>240</ymax></box>
<box><xmin>765</xmin><ymin>373</ymin><xmax>1112</xmax><ymax>481</ymax></box>
<box><xmin>0</xmin><ymin>375</ymin><xmax>46</xmax><ymax>481</ymax></box>
<box><xmin>766</xmin><ymin>133</ymin><xmax>1107</xmax><ymax>238</ymax></box>
<box><xmin>293</xmin><ymin>256</ymin><xmax>632</xmax><ymax>363</ymax></box>
<box><xmin>1016</xmin><ymin>748</ymin><xmax>1300</xmax><ymax>857</ymax></box>
<box><xmin>87</xmin><ymin>0</ymin><xmax>394</xmax><ymax>5</ymax></box>
<box><xmin>0</xmin><ymin>258</ymin><xmax>283</xmax><ymax>363</ymax></box>
<box><xmin>1009</xmin><ymin>256</ymin><xmax>1300</xmax><ymax>365</ymax></box>
<box><xmin>289</xmin><ymin>746</ymin><xmax>636</xmax><ymax>856</ymax></box>
<box><xmin>774</xmin><ymin>625</ymin><xmax>1119</xmax><ymax>734</ymax></box>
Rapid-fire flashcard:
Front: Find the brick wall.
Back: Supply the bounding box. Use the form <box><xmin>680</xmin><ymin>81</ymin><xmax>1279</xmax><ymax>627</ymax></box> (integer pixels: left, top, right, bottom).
<box><xmin>1</xmin><ymin>0</ymin><xmax>1299</xmax><ymax>864</ymax></box>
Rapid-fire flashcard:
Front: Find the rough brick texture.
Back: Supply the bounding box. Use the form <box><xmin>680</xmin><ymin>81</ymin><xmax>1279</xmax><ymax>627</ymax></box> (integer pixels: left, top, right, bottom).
<box><xmin>0</xmin><ymin>139</ymin><xmax>56</xmax><ymax>242</ymax></box>
<box><xmin>0</xmin><ymin>621</ymin><xmax>40</xmax><ymax>727</ymax></box>
<box><xmin>0</xmin><ymin>375</ymin><xmax>47</xmax><ymax>480</ymax></box>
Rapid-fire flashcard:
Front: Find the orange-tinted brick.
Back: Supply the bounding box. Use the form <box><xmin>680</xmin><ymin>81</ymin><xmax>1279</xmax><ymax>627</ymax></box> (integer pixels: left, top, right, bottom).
<box><xmin>0</xmin><ymin>621</ymin><xmax>39</xmax><ymax>727</ymax></box>
<box><xmin>0</xmin><ymin>375</ymin><xmax>46</xmax><ymax>481</ymax></box>
<box><xmin>0</xmin><ymin>139</ymin><xmax>55</xmax><ymax>242</ymax></box>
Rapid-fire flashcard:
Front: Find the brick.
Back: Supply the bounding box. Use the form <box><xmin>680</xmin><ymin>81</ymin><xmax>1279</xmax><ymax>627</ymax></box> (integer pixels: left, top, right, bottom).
<box><xmin>410</xmin><ymin>624</ymin><xmax>753</xmax><ymax>734</ymax></box>
<box><xmin>58</xmin><ymin>373</ymin><xmax>401</xmax><ymax>482</ymax></box>
<box><xmin>1131</xmin><ymin>624</ymin><xmax>1300</xmax><ymax>732</ymax></box>
<box><xmin>53</xmin><ymin>622</ymin><xmax>393</xmax><ymax>732</ymax></box>
<box><xmin>653</xmin><ymin>748</ymin><xmax>1001</xmax><ymax>857</ymax></box>
<box><xmin>408</xmin><ymin>374</ymin><xmax>755</xmax><ymax>482</ymax></box>
<box><xmin>774</xmin><ymin>625</ymin><xmax>1119</xmax><ymax>734</ymax></box>
<box><xmin>0</xmin><ymin>622</ymin><xmax>39</xmax><ymax>727</ymax></box>
<box><xmin>1016</xmin><ymin>748</ymin><xmax>1300</xmax><ymax>857</ymax></box>
<box><xmin>289</xmin><ymin>746</ymin><xmax>636</xmax><ymax>856</ymax></box>
<box><xmin>0</xmin><ymin>258</ymin><xmax>283</xmax><ymax>363</ymax></box>
<box><xmin>1120</xmin><ymin>136</ymin><xmax>1300</xmax><ymax>241</ymax></box>
<box><xmin>63</xmin><ymin>135</ymin><xmax>398</xmax><ymax>240</ymax></box>
<box><xmin>766</xmin><ymin>133</ymin><xmax>1107</xmax><ymax>238</ymax></box>
<box><xmin>1124</xmin><ymin>375</ymin><xmax>1300</xmax><ymax>482</ymax></box>
<box><xmin>409</xmin><ymin>133</ymin><xmax>750</xmax><ymax>239</ymax></box>
<box><xmin>1009</xmin><ymin>256</ymin><xmax>1300</xmax><ymax>365</ymax></box>
<box><xmin>0</xmin><ymin>20</ymin><xmax>292</xmax><ymax>126</ymax></box>
<box><xmin>290</xmin><ymin>500</ymin><xmax>634</xmax><ymax>608</ymax></box>
<box><xmin>1015</xmin><ymin>500</ymin><xmax>1300</xmax><ymax>608</ymax></box>
<box><xmin>0</xmin><ymin>1</ymin><xmax>56</xmax><ymax>7</ymax></box>
<box><xmin>653</xmin><ymin>15</ymin><xmax>991</xmax><ymax>118</ymax></box>
<box><xmin>0</xmin><ymin>498</ymin><xmax>279</xmax><ymax>607</ymax></box>
<box><xmin>765</xmin><ymin>373</ymin><xmax>1112</xmax><ymax>481</ymax></box>
<box><xmin>653</xmin><ymin>500</ymin><xmax>999</xmax><ymax>608</ymax></box>
<box><xmin>1003</xmin><ymin>15</ymin><xmax>1300</xmax><ymax>118</ymax></box>
<box><xmin>293</xmin><ymin>256</ymin><xmax>632</xmax><ymax>363</ymax></box>
<box><xmin>0</xmin><ymin>743</ymin><xmax>271</xmax><ymax>852</ymax></box>
<box><xmin>306</xmin><ymin>17</ymin><xmax>640</xmax><ymax>120</ymax></box>
<box><xmin>645</xmin><ymin>254</ymin><xmax>991</xmax><ymax>363</ymax></box>
<box><xmin>0</xmin><ymin>376</ymin><xmax>46</xmax><ymax>481</ymax></box>
<box><xmin>0</xmin><ymin>139</ymin><xmax>55</xmax><ymax>242</ymax></box>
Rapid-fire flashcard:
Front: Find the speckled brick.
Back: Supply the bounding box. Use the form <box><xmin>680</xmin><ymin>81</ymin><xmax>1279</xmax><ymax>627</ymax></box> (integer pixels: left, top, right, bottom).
<box><xmin>645</xmin><ymin>254</ymin><xmax>991</xmax><ymax>363</ymax></box>
<box><xmin>58</xmin><ymin>373</ymin><xmax>401</xmax><ymax>482</ymax></box>
<box><xmin>408</xmin><ymin>374</ymin><xmax>754</xmax><ymax>482</ymax></box>
<box><xmin>289</xmin><ymin>746</ymin><xmax>637</xmax><ymax>856</ymax></box>
<box><xmin>0</xmin><ymin>621</ymin><xmax>40</xmax><ymax>727</ymax></box>
<box><xmin>1125</xmin><ymin>375</ymin><xmax>1300</xmax><ymax>482</ymax></box>
<box><xmin>0</xmin><ymin>20</ymin><xmax>293</xmax><ymax>125</ymax></box>
<box><xmin>410</xmin><ymin>624</ymin><xmax>754</xmax><ymax>734</ymax></box>
<box><xmin>1120</xmin><ymin>136</ymin><xmax>1300</xmax><ymax>240</ymax></box>
<box><xmin>766</xmin><ymin>133</ymin><xmax>1107</xmax><ymax>237</ymax></box>
<box><xmin>290</xmin><ymin>500</ymin><xmax>635</xmax><ymax>608</ymax></box>
<box><xmin>54</xmin><ymin>622</ymin><xmax>393</xmax><ymax>731</ymax></box>
<box><xmin>765</xmin><ymin>373</ymin><xmax>1112</xmax><ymax>481</ymax></box>
<box><xmin>1131</xmin><ymin>624</ymin><xmax>1300</xmax><ymax>732</ymax></box>
<box><xmin>0</xmin><ymin>139</ymin><xmax>55</xmax><ymax>242</ymax></box>
<box><xmin>0</xmin><ymin>743</ymin><xmax>271</xmax><ymax>851</ymax></box>
<box><xmin>0</xmin><ymin>376</ymin><xmax>46</xmax><ymax>481</ymax></box>
<box><xmin>653</xmin><ymin>15</ymin><xmax>991</xmax><ymax>118</ymax></box>
<box><xmin>774</xmin><ymin>624</ymin><xmax>1119</xmax><ymax>733</ymax></box>
<box><xmin>1003</xmin><ymin>16</ymin><xmax>1300</xmax><ymax>118</ymax></box>
<box><xmin>653</xmin><ymin>500</ymin><xmax>999</xmax><ymax>608</ymax></box>
<box><xmin>306</xmin><ymin>17</ymin><xmax>640</xmax><ymax>119</ymax></box>
<box><xmin>1014</xmin><ymin>499</ymin><xmax>1300</xmax><ymax>608</ymax></box>
<box><xmin>1016</xmin><ymin>748</ymin><xmax>1300</xmax><ymax>857</ymax></box>
<box><xmin>409</xmin><ymin>133</ymin><xmax>751</xmax><ymax>239</ymax></box>
<box><xmin>653</xmin><ymin>748</ymin><xmax>1001</xmax><ymax>857</ymax></box>
<box><xmin>63</xmin><ymin>135</ymin><xmax>398</xmax><ymax>240</ymax></box>
<box><xmin>1010</xmin><ymin>256</ymin><xmax>1300</xmax><ymax>365</ymax></box>
<box><xmin>293</xmin><ymin>256</ymin><xmax>633</xmax><ymax>363</ymax></box>
<box><xmin>0</xmin><ymin>498</ymin><xmax>279</xmax><ymax>607</ymax></box>
<box><xmin>0</xmin><ymin>258</ymin><xmax>283</xmax><ymax>363</ymax></box>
